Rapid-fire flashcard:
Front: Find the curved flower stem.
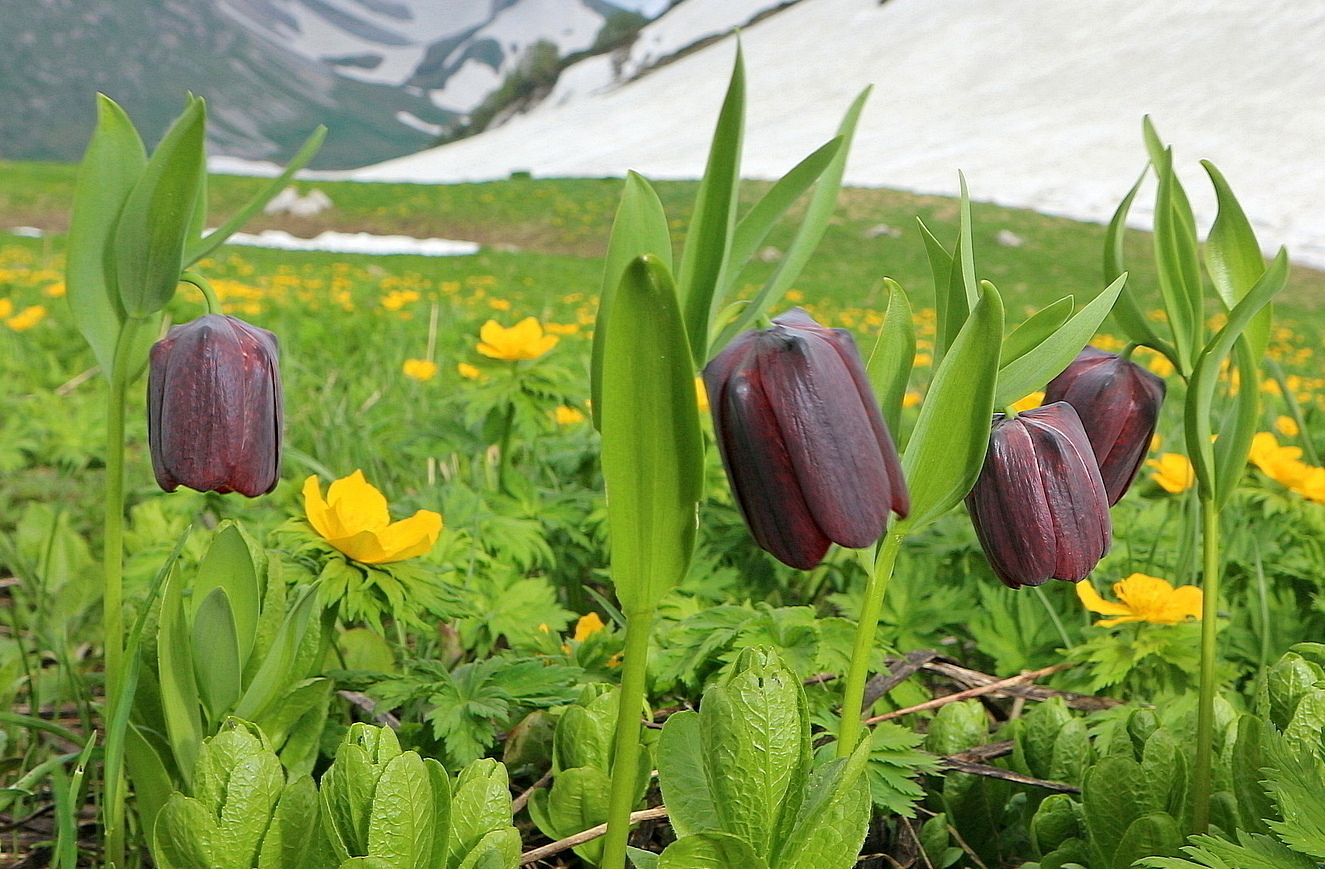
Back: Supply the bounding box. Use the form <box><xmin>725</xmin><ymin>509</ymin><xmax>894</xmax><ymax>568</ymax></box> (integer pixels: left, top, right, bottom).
<box><xmin>837</xmin><ymin>523</ymin><xmax>908</xmax><ymax>756</ymax></box>
<box><xmin>180</xmin><ymin>271</ymin><xmax>222</xmax><ymax>315</ymax></box>
<box><xmin>102</xmin><ymin>317</ymin><xmax>144</xmax><ymax>869</ymax></box>
<box><xmin>1191</xmin><ymin>493</ymin><xmax>1221</xmax><ymax>834</ymax></box>
<box><xmin>600</xmin><ymin>605</ymin><xmax>653</xmax><ymax>869</ymax></box>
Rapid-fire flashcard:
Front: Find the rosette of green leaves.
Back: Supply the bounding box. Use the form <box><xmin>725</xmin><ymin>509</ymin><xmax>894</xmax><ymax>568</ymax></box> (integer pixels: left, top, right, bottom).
<box><xmin>655</xmin><ymin>648</ymin><xmax>872</xmax><ymax>869</ymax></box>
<box><xmin>319</xmin><ymin>723</ymin><xmax>519</xmax><ymax>869</ymax></box>
<box><xmin>129</xmin><ymin>523</ymin><xmax>332</xmax><ymax>834</ymax></box>
<box><xmin>528</xmin><ymin>684</ymin><xmax>653</xmax><ymax>867</ymax></box>
<box><xmin>151</xmin><ymin>721</ymin><xmax>320</xmax><ymax>869</ymax></box>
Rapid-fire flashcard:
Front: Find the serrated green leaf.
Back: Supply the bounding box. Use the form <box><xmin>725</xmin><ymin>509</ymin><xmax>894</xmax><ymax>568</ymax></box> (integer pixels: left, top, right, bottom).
<box><xmin>217</xmin><ymin>751</ymin><xmax>284</xmax><ymax>868</ymax></box>
<box><xmin>901</xmin><ymin>281</ymin><xmax>1004</xmax><ymax>529</ymax></box>
<box><xmin>659</xmin><ymin>832</ymin><xmax>769</xmax><ymax>869</ymax></box>
<box><xmin>1031</xmin><ymin>794</ymin><xmax>1082</xmax><ymax>856</ymax></box>
<box><xmin>66</xmin><ymin>94</ymin><xmax>144</xmax><ymax>378</ymax></box>
<box><xmin>1082</xmin><ymin>755</ymin><xmax>1147</xmax><ymax>866</ymax></box>
<box><xmin>865</xmin><ymin>279</ymin><xmax>915</xmax><ymax>436</ymax></box>
<box><xmin>154</xmin><ymin>795</ymin><xmax>227</xmax><ymax>869</ymax></box>
<box><xmin>600</xmin><ymin>255</ymin><xmax>704</xmax><ymax>615</ymax></box>
<box><xmin>112</xmin><ymin>97</ymin><xmax>207</xmax><ymax>317</ymax></box>
<box><xmin>679</xmin><ymin>44</ymin><xmax>744</xmax><ymax>367</ymax></box>
<box><xmin>658</xmin><ymin>711</ymin><xmax>720</xmax><ymax>838</ymax></box>
<box><xmin>453</xmin><ymin>827</ymin><xmax>520</xmax><ymax>869</ymax></box>
<box><xmin>320</xmin><ymin>742</ymin><xmax>376</xmax><ymax>860</ymax></box>
<box><xmin>774</xmin><ymin>737</ymin><xmax>872</xmax><ymax>869</ymax></box>
<box><xmin>186</xmin><ymin>126</ymin><xmax>326</xmax><ymax>265</ymax></box>
<box><xmin>1048</xmin><ymin>718</ymin><xmax>1090</xmax><ymax>788</ymax></box>
<box><xmin>449</xmin><ymin>759</ymin><xmax>511</xmax><ymax>869</ymax></box>
<box><xmin>591</xmin><ymin>171</ymin><xmax>672</xmax><ymax>430</ymax></box>
<box><xmin>995</xmin><ymin>273</ymin><xmax>1126</xmax><ymax>407</ymax></box>
<box><xmin>259</xmin><ymin>777</ymin><xmax>320</xmax><ymax>869</ymax></box>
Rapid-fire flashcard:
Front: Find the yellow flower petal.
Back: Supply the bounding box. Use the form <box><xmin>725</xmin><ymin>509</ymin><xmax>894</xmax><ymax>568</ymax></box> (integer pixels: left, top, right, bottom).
<box><xmin>1075</xmin><ymin>579</ymin><xmax>1134</xmax><ymax>616</ymax></box>
<box><xmin>304</xmin><ymin>471</ymin><xmax>442</xmax><ymax>563</ymax></box>
<box><xmin>572</xmin><ymin>612</ymin><xmax>606</xmax><ymax>642</ymax></box>
<box><xmin>370</xmin><ymin>510</ymin><xmax>443</xmax><ymax>563</ymax></box>
<box><xmin>476</xmin><ymin>317</ymin><xmax>559</xmax><ymax>360</ymax></box>
<box><xmin>303</xmin><ymin>475</ymin><xmax>335</xmax><ymax>541</ymax></box>
<box><xmin>1079</xmin><ymin>572</ymin><xmax>1202</xmax><ymax>627</ymax></box>
<box><xmin>1148</xmin><ymin>453</ymin><xmax>1195</xmax><ymax>493</ymax></box>
<box><xmin>325</xmin><ymin>470</ymin><xmax>390</xmax><ymax>539</ymax></box>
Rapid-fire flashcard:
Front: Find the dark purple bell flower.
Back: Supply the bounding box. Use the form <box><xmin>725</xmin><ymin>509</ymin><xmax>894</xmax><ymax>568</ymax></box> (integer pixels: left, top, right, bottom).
<box><xmin>148</xmin><ymin>314</ymin><xmax>282</xmax><ymax>497</ymax></box>
<box><xmin>703</xmin><ymin>307</ymin><xmax>908</xmax><ymax>569</ymax></box>
<box><xmin>966</xmin><ymin>402</ymin><xmax>1110</xmax><ymax>589</ymax></box>
<box><xmin>1044</xmin><ymin>345</ymin><xmax>1166</xmax><ymax>505</ymax></box>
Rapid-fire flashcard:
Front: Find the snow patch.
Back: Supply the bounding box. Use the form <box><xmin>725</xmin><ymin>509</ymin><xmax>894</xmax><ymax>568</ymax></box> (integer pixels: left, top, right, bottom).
<box><xmin>225</xmin><ymin>229</ymin><xmax>480</xmax><ymax>256</ymax></box>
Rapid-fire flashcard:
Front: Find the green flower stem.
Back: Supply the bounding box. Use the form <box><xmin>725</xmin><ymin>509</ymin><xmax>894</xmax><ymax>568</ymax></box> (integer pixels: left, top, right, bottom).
<box><xmin>102</xmin><ymin>317</ymin><xmax>143</xmax><ymax>869</ymax></box>
<box><xmin>1191</xmin><ymin>493</ymin><xmax>1221</xmax><ymax>835</ymax></box>
<box><xmin>496</xmin><ymin>362</ymin><xmax>519</xmax><ymax>492</ymax></box>
<box><xmin>180</xmin><ymin>271</ymin><xmax>222</xmax><ymax>315</ymax></box>
<box><xmin>837</xmin><ymin>523</ymin><xmax>907</xmax><ymax>756</ymax></box>
<box><xmin>600</xmin><ymin>605</ymin><xmax>653</xmax><ymax>869</ymax></box>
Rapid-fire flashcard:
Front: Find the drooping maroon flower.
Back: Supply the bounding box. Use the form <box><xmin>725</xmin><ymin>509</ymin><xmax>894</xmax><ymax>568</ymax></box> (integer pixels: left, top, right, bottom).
<box><xmin>966</xmin><ymin>402</ymin><xmax>1111</xmax><ymax>589</ymax></box>
<box><xmin>148</xmin><ymin>314</ymin><xmax>282</xmax><ymax>497</ymax></box>
<box><xmin>1044</xmin><ymin>345</ymin><xmax>1166</xmax><ymax>505</ymax></box>
<box><xmin>703</xmin><ymin>307</ymin><xmax>908</xmax><ymax>569</ymax></box>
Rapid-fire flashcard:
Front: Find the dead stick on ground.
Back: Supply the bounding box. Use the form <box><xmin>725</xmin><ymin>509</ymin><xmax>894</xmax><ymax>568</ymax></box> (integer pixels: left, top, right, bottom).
<box><xmin>510</xmin><ymin>770</ymin><xmax>552</xmax><ymax>815</ymax></box>
<box><xmin>519</xmin><ymin>805</ymin><xmax>670</xmax><ymax>864</ymax></box>
<box><xmin>862</xmin><ymin>662</ymin><xmax>1072</xmax><ymax>724</ymax></box>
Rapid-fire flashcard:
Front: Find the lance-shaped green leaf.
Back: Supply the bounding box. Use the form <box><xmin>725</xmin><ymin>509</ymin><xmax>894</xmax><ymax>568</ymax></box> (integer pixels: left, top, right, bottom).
<box><xmin>865</xmin><ymin>278</ymin><xmax>915</xmax><ymax>435</ymax></box>
<box><xmin>1149</xmin><ymin>144</ymin><xmax>1202</xmax><ymax>375</ymax></box>
<box><xmin>1104</xmin><ymin>166</ymin><xmax>1175</xmax><ymax>360</ymax></box>
<box><xmin>186</xmin><ymin>126</ymin><xmax>327</xmax><ymax>266</ymax></box>
<box><xmin>365</xmin><ymin>752</ymin><xmax>437</xmax><ymax>867</ymax></box>
<box><xmin>710</xmin><ymin>87</ymin><xmax>870</xmax><ymax>355</ymax></box>
<box><xmin>194</xmin><ymin>523</ymin><xmax>263</xmax><ymax>667</ymax></box>
<box><xmin>657</xmin><ymin>711</ymin><xmax>720</xmax><ymax>839</ymax></box>
<box><xmin>994</xmin><ymin>273</ymin><xmax>1127</xmax><ymax>407</ymax></box>
<box><xmin>66</xmin><ymin>95</ymin><xmax>144</xmax><ymax>378</ymax></box>
<box><xmin>591</xmin><ymin>171</ymin><xmax>672</xmax><ymax>430</ymax></box>
<box><xmin>232</xmin><ymin>584</ymin><xmax>320</xmax><ymax>724</ymax></box>
<box><xmin>713</xmin><ymin>135</ymin><xmax>843</xmax><ymax>311</ymax></box>
<box><xmin>773</xmin><ymin>736</ymin><xmax>873</xmax><ymax>869</ymax></box>
<box><xmin>679</xmin><ymin>43</ymin><xmax>745</xmax><ymax>367</ymax></box>
<box><xmin>158</xmin><ymin>564</ymin><xmax>204</xmax><ymax>788</ymax></box>
<box><xmin>599</xmin><ymin>255</ymin><xmax>704</xmax><ymax>614</ymax></box>
<box><xmin>192</xmin><ymin>587</ymin><xmax>243</xmax><ymax>724</ymax></box>
<box><xmin>1184</xmin><ymin>248</ymin><xmax>1288</xmax><ymax>505</ymax></box>
<box><xmin>112</xmin><ymin>97</ymin><xmax>207</xmax><ymax>318</ymax></box>
<box><xmin>901</xmin><ymin>282</ymin><xmax>1004</xmax><ymax>529</ymax></box>
<box><xmin>917</xmin><ymin>219</ymin><xmax>956</xmax><ymax>365</ymax></box>
<box><xmin>1000</xmin><ymin>297</ymin><xmax>1073</xmax><ymax>368</ymax></box>
<box><xmin>1203</xmin><ymin>159</ymin><xmax>1271</xmax><ymax>358</ymax></box>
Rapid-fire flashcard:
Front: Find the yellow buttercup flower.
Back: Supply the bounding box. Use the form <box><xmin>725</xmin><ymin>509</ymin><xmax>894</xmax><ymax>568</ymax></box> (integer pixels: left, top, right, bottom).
<box><xmin>0</xmin><ymin>298</ymin><xmax>12</xmax><ymax>319</ymax></box>
<box><xmin>6</xmin><ymin>305</ymin><xmax>46</xmax><ymax>331</ymax></box>
<box><xmin>457</xmin><ymin>362</ymin><xmax>483</xmax><ymax>380</ymax></box>
<box><xmin>1148</xmin><ymin>453</ymin><xmax>1195</xmax><ymax>493</ymax></box>
<box><xmin>303</xmin><ymin>471</ymin><xmax>442</xmax><ymax>564</ymax></box>
<box><xmin>1275</xmin><ymin>415</ymin><xmax>1301</xmax><ymax>437</ymax></box>
<box><xmin>1076</xmin><ymin>573</ymin><xmax>1202</xmax><ymax>627</ymax></box>
<box><xmin>477</xmin><ymin>317</ymin><xmax>558</xmax><ymax>361</ymax></box>
<box><xmin>554</xmin><ymin>405</ymin><xmax>585</xmax><ymax>425</ymax></box>
<box><xmin>1250</xmin><ymin>432</ymin><xmax>1325</xmax><ymax>504</ymax></box>
<box><xmin>402</xmin><ymin>359</ymin><xmax>438</xmax><ymax>381</ymax></box>
<box><xmin>572</xmin><ymin>612</ymin><xmax>606</xmax><ymax>642</ymax></box>
<box><xmin>1011</xmin><ymin>391</ymin><xmax>1044</xmax><ymax>413</ymax></box>
<box><xmin>902</xmin><ymin>391</ymin><xmax>921</xmax><ymax>408</ymax></box>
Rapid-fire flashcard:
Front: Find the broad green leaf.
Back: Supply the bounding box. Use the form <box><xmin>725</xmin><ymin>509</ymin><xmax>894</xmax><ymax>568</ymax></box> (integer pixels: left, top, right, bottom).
<box><xmin>679</xmin><ymin>44</ymin><xmax>745</xmax><ymax>367</ymax></box>
<box><xmin>367</xmin><ymin>752</ymin><xmax>435</xmax><ymax>867</ymax></box>
<box><xmin>158</xmin><ymin>565</ymin><xmax>203</xmax><ymax>788</ymax></box>
<box><xmin>1183</xmin><ymin>248</ymin><xmax>1287</xmax><ymax>503</ymax></box>
<box><xmin>591</xmin><ymin>171</ymin><xmax>673</xmax><ymax>429</ymax></box>
<box><xmin>774</xmin><ymin>737</ymin><xmax>872</xmax><ymax>869</ymax></box>
<box><xmin>917</xmin><ymin>219</ymin><xmax>957</xmax><ymax>363</ymax></box>
<box><xmin>112</xmin><ymin>97</ymin><xmax>207</xmax><ymax>317</ymax></box>
<box><xmin>449</xmin><ymin>759</ymin><xmax>511</xmax><ymax>869</ymax></box>
<box><xmin>699</xmin><ymin>650</ymin><xmax>810</xmax><ymax>854</ymax></box>
<box><xmin>216</xmin><ymin>751</ymin><xmax>285</xmax><ymax>868</ymax></box>
<box><xmin>195</xmin><ymin>524</ymin><xmax>263</xmax><ymax>666</ymax></box>
<box><xmin>1082</xmin><ymin>755</ymin><xmax>1147</xmax><ymax>867</ymax></box>
<box><xmin>1000</xmin><ymin>297</ymin><xmax>1073</xmax><ymax>368</ymax></box>
<box><xmin>1104</xmin><ymin>165</ymin><xmax>1173</xmax><ymax>357</ymax></box>
<box><xmin>124</xmin><ymin>725</ymin><xmax>175</xmax><ymax>844</ymax></box>
<box><xmin>320</xmin><ymin>742</ymin><xmax>377</xmax><ymax>860</ymax></box>
<box><xmin>600</xmin><ymin>255</ymin><xmax>704</xmax><ymax>615</ymax></box>
<box><xmin>628</xmin><ymin>846</ymin><xmax>662</xmax><ymax>869</ymax></box>
<box><xmin>258</xmin><ymin>777</ymin><xmax>321</xmax><ymax>869</ymax></box>
<box><xmin>252</xmin><ymin>677</ymin><xmax>333</xmax><ymax>752</ymax></box>
<box><xmin>1111</xmin><ymin>812</ymin><xmax>1183</xmax><ymax>869</ymax></box>
<box><xmin>658</xmin><ymin>712</ymin><xmax>720</xmax><ymax>838</ymax></box>
<box><xmin>1203</xmin><ymin>159</ymin><xmax>1271</xmax><ymax>357</ymax></box>
<box><xmin>539</xmin><ymin>766</ymin><xmax>613</xmax><ymax>865</ymax></box>
<box><xmin>1231</xmin><ymin>716</ymin><xmax>1274</xmax><ymax>836</ymax></box>
<box><xmin>994</xmin><ymin>273</ymin><xmax>1126</xmax><ymax>407</ymax></box>
<box><xmin>233</xmin><ymin>584</ymin><xmax>320</xmax><ymax>723</ymax></box>
<box><xmin>710</xmin><ymin>87</ymin><xmax>869</xmax><ymax>354</ymax></box>
<box><xmin>1211</xmin><ymin>338</ymin><xmax>1263</xmax><ymax>510</ymax></box>
<box><xmin>658</xmin><ymin>832</ymin><xmax>769</xmax><ymax>869</ymax></box>
<box><xmin>453</xmin><ymin>828</ymin><xmax>520</xmax><ymax>869</ymax></box>
<box><xmin>186</xmin><ymin>126</ymin><xmax>327</xmax><ymax>265</ymax></box>
<box><xmin>191</xmin><ymin>587</ymin><xmax>243</xmax><ymax>724</ymax></box>
<box><xmin>901</xmin><ymin>282</ymin><xmax>1004</xmax><ymax>529</ymax></box>
<box><xmin>66</xmin><ymin>95</ymin><xmax>144</xmax><ymax>378</ymax></box>
<box><xmin>715</xmin><ymin>135</ymin><xmax>844</xmax><ymax>308</ymax></box>
<box><xmin>865</xmin><ymin>279</ymin><xmax>916</xmax><ymax>436</ymax></box>
<box><xmin>154</xmin><ymin>795</ymin><xmax>226</xmax><ymax>869</ymax></box>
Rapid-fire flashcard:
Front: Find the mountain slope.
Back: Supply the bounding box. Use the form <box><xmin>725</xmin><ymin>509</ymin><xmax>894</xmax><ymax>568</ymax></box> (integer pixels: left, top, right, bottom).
<box><xmin>349</xmin><ymin>0</ymin><xmax>1325</xmax><ymax>268</ymax></box>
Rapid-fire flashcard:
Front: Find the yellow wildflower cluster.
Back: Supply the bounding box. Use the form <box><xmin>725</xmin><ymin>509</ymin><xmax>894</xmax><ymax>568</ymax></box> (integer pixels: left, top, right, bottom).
<box><xmin>1250</xmin><ymin>432</ymin><xmax>1325</xmax><ymax>503</ymax></box>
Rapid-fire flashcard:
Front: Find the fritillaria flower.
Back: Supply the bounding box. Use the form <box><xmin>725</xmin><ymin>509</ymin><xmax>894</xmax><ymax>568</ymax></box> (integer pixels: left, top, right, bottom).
<box><xmin>702</xmin><ymin>308</ymin><xmax>908</xmax><ymax>569</ymax></box>
<box><xmin>147</xmin><ymin>314</ymin><xmax>281</xmax><ymax>497</ymax></box>
<box><xmin>1076</xmin><ymin>573</ymin><xmax>1202</xmax><ymax>626</ymax></box>
<box><xmin>303</xmin><ymin>471</ymin><xmax>442</xmax><ymax>564</ymax></box>
<box><xmin>1043</xmin><ymin>345</ymin><xmax>1166</xmax><ymax>505</ymax></box>
<box><xmin>966</xmin><ymin>402</ymin><xmax>1111</xmax><ymax>589</ymax></box>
